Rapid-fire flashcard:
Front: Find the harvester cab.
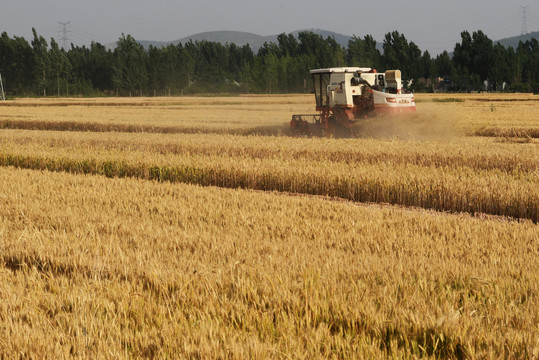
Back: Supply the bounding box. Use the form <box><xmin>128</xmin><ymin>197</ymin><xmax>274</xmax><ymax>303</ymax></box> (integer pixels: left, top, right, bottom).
<box><xmin>290</xmin><ymin>67</ymin><xmax>416</xmax><ymax>136</ymax></box>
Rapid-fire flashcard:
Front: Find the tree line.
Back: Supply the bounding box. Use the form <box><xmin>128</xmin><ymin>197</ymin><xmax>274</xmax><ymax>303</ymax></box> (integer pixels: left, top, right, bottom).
<box><xmin>0</xmin><ymin>28</ymin><xmax>538</xmax><ymax>96</ymax></box>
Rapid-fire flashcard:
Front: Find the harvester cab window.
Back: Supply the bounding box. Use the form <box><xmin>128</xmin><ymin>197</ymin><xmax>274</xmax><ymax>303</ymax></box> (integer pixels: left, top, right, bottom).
<box><xmin>378</xmin><ymin>74</ymin><xmax>385</xmax><ymax>90</ymax></box>
<box><xmin>312</xmin><ymin>73</ymin><xmax>330</xmax><ymax>108</ymax></box>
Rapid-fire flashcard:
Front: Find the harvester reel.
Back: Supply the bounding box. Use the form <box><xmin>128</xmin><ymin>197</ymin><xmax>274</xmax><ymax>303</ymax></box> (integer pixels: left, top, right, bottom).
<box><xmin>290</xmin><ymin>116</ymin><xmax>313</xmax><ymax>136</ymax></box>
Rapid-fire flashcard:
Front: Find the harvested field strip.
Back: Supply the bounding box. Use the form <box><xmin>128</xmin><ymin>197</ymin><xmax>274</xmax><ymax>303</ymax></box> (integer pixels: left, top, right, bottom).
<box><xmin>0</xmin><ymin>152</ymin><xmax>536</xmax><ymax>222</ymax></box>
<box><xmin>0</xmin><ymin>97</ymin><xmax>309</xmax><ymax>108</ymax></box>
<box><xmin>471</xmin><ymin>127</ymin><xmax>539</xmax><ymax>138</ymax></box>
<box><xmin>0</xmin><ymin>101</ymin><xmax>164</xmax><ymax>107</ymax></box>
<box><xmin>1</xmin><ymin>167</ymin><xmax>537</xmax><ymax>358</ymax></box>
<box><xmin>470</xmin><ymin>97</ymin><xmax>539</xmax><ymax>102</ymax></box>
<box><xmin>3</xmin><ymin>131</ymin><xmax>536</xmax><ymax>174</ymax></box>
<box><xmin>0</xmin><ymin>119</ymin><xmax>292</xmax><ymax>136</ymax></box>
<box><xmin>431</xmin><ymin>98</ymin><xmax>465</xmax><ymax>103</ymax></box>
<box><xmin>0</xmin><ymin>119</ymin><xmax>242</xmax><ymax>135</ymax></box>
<box><xmin>3</xmin><ymin>116</ymin><xmax>539</xmax><ymax>141</ymax></box>
<box><xmin>0</xmin><ymin>121</ymin><xmax>289</xmax><ymax>135</ymax></box>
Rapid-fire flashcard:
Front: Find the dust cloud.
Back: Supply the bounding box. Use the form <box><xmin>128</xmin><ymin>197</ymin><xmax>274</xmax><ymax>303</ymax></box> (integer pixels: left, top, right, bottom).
<box><xmin>352</xmin><ymin>110</ymin><xmax>460</xmax><ymax>141</ymax></box>
<box><xmin>243</xmin><ymin>108</ymin><xmax>461</xmax><ymax>139</ymax></box>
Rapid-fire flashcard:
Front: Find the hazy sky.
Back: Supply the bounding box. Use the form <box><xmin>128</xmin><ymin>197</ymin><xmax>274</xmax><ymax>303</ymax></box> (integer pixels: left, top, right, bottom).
<box><xmin>2</xmin><ymin>0</ymin><xmax>539</xmax><ymax>54</ymax></box>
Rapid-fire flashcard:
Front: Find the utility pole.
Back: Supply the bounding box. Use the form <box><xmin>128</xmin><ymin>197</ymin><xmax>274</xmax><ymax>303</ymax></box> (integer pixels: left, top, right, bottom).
<box><xmin>521</xmin><ymin>6</ymin><xmax>529</xmax><ymax>36</ymax></box>
<box><xmin>59</xmin><ymin>21</ymin><xmax>71</xmax><ymax>50</ymax></box>
<box><xmin>0</xmin><ymin>73</ymin><xmax>5</xmax><ymax>101</ymax></box>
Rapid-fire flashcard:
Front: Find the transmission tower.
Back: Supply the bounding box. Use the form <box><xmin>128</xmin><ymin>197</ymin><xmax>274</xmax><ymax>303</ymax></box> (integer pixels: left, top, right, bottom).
<box><xmin>521</xmin><ymin>6</ymin><xmax>529</xmax><ymax>35</ymax></box>
<box><xmin>59</xmin><ymin>21</ymin><xmax>71</xmax><ymax>49</ymax></box>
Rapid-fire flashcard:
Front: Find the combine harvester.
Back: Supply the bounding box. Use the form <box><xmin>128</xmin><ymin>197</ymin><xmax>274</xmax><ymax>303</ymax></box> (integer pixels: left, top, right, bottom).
<box><xmin>290</xmin><ymin>67</ymin><xmax>416</xmax><ymax>136</ymax></box>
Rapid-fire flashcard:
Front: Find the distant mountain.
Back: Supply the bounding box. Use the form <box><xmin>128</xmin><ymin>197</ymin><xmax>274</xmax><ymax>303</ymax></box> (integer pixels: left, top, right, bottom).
<box><xmin>134</xmin><ymin>29</ymin><xmax>382</xmax><ymax>52</ymax></box>
<box><xmin>173</xmin><ymin>30</ymin><xmax>276</xmax><ymax>50</ymax></box>
<box><xmin>495</xmin><ymin>31</ymin><xmax>539</xmax><ymax>49</ymax></box>
<box><xmin>118</xmin><ymin>30</ymin><xmax>538</xmax><ymax>55</ymax></box>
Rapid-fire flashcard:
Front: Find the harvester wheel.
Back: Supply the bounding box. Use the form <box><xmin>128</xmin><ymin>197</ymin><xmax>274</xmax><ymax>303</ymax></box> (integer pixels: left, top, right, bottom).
<box><xmin>290</xmin><ymin>117</ymin><xmax>297</xmax><ymax>130</ymax></box>
<box><xmin>324</xmin><ymin>116</ymin><xmax>336</xmax><ymax>138</ymax></box>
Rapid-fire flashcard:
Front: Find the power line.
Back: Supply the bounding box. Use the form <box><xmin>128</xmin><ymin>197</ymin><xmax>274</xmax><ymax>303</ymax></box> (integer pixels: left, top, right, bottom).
<box><xmin>489</xmin><ymin>16</ymin><xmax>522</xmax><ymax>40</ymax></box>
<box><xmin>70</xmin><ymin>26</ymin><xmax>111</xmax><ymax>44</ymax></box>
<box><xmin>39</xmin><ymin>25</ymin><xmax>60</xmax><ymax>37</ymax></box>
<box><xmin>525</xmin><ymin>12</ymin><xmax>539</xmax><ymax>32</ymax></box>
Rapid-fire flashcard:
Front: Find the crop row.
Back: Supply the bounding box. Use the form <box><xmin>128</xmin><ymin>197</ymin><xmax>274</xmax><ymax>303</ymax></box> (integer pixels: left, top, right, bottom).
<box><xmin>0</xmin><ymin>119</ymin><xmax>282</xmax><ymax>136</ymax></box>
<box><xmin>0</xmin><ymin>152</ymin><xmax>536</xmax><ymax>222</ymax></box>
<box><xmin>471</xmin><ymin>127</ymin><xmax>539</xmax><ymax>138</ymax></box>
<box><xmin>8</xmin><ymin>118</ymin><xmax>538</xmax><ymax>139</ymax></box>
<box><xmin>3</xmin><ymin>130</ymin><xmax>536</xmax><ymax>174</ymax></box>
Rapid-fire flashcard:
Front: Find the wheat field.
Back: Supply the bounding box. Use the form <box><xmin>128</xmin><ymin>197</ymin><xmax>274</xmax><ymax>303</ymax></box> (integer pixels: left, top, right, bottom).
<box><xmin>0</xmin><ymin>93</ymin><xmax>538</xmax><ymax>359</ymax></box>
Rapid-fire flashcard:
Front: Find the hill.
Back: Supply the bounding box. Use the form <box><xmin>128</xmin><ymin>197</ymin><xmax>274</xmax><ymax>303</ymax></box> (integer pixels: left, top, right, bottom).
<box><xmin>135</xmin><ymin>29</ymin><xmax>381</xmax><ymax>52</ymax></box>
<box><xmin>495</xmin><ymin>31</ymin><xmax>539</xmax><ymax>48</ymax></box>
<box><xmin>125</xmin><ymin>30</ymin><xmax>539</xmax><ymax>55</ymax></box>
<box><xmin>174</xmin><ymin>30</ymin><xmax>275</xmax><ymax>50</ymax></box>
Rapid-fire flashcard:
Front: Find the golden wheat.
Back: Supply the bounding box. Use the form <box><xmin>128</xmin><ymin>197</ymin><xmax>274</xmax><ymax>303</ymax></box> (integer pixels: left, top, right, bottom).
<box><xmin>416</xmin><ymin>94</ymin><xmax>539</xmax><ymax>137</ymax></box>
<box><xmin>1</xmin><ymin>129</ymin><xmax>536</xmax><ymax>172</ymax></box>
<box><xmin>0</xmin><ymin>129</ymin><xmax>537</xmax><ymax>221</ymax></box>
<box><xmin>0</xmin><ymin>94</ymin><xmax>538</xmax><ymax>358</ymax></box>
<box><xmin>1</xmin><ymin>167</ymin><xmax>538</xmax><ymax>358</ymax></box>
<box><xmin>1</xmin><ymin>93</ymin><xmax>537</xmax><ymax>137</ymax></box>
<box><xmin>0</xmin><ymin>95</ymin><xmax>311</xmax><ymax>131</ymax></box>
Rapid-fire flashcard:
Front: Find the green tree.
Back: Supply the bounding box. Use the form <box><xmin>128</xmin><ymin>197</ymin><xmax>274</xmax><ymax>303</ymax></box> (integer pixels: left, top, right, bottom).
<box><xmin>516</xmin><ymin>39</ymin><xmax>539</xmax><ymax>86</ymax></box>
<box><xmin>198</xmin><ymin>41</ymin><xmax>227</xmax><ymax>85</ymax></box>
<box><xmin>491</xmin><ymin>43</ymin><xmax>512</xmax><ymax>90</ymax></box>
<box><xmin>434</xmin><ymin>51</ymin><xmax>453</xmax><ymax>77</ymax></box>
<box><xmin>346</xmin><ymin>35</ymin><xmax>380</xmax><ymax>68</ymax></box>
<box><xmin>264</xmin><ymin>47</ymin><xmax>279</xmax><ymax>93</ymax></box>
<box><xmin>31</xmin><ymin>28</ymin><xmax>49</xmax><ymax>96</ymax></box>
<box><xmin>298</xmin><ymin>31</ymin><xmax>336</xmax><ymax>68</ymax></box>
<box><xmin>0</xmin><ymin>32</ymin><xmax>36</xmax><ymax>95</ymax></box>
<box><xmin>89</xmin><ymin>42</ymin><xmax>114</xmax><ymax>92</ymax></box>
<box><xmin>420</xmin><ymin>51</ymin><xmax>434</xmax><ymax>79</ymax></box>
<box><xmin>453</xmin><ymin>30</ymin><xmax>494</xmax><ymax>89</ymax></box>
<box><xmin>277</xmin><ymin>33</ymin><xmax>298</xmax><ymax>57</ymax></box>
<box><xmin>49</xmin><ymin>38</ymin><xmax>72</xmax><ymax>96</ymax></box>
<box><xmin>67</xmin><ymin>45</ymin><xmax>93</xmax><ymax>95</ymax></box>
<box><xmin>113</xmin><ymin>34</ymin><xmax>148</xmax><ymax>96</ymax></box>
<box><xmin>382</xmin><ymin>31</ymin><xmax>422</xmax><ymax>88</ymax></box>
<box><xmin>471</xmin><ymin>31</ymin><xmax>495</xmax><ymax>83</ymax></box>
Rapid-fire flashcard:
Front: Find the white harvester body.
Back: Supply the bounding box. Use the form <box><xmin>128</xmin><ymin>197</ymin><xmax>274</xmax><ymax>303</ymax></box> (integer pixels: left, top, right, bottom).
<box><xmin>311</xmin><ymin>67</ymin><xmax>416</xmax><ymax>114</ymax></box>
<box><xmin>291</xmin><ymin>67</ymin><xmax>416</xmax><ymax>135</ymax></box>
